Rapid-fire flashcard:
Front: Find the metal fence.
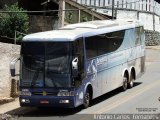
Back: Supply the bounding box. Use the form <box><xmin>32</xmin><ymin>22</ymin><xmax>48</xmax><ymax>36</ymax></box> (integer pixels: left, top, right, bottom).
<box><xmin>73</xmin><ymin>0</ymin><xmax>160</xmax><ymax>16</ymax></box>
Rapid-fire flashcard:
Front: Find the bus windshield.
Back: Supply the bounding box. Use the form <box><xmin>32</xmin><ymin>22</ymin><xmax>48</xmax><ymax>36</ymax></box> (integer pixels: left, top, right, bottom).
<box><xmin>21</xmin><ymin>42</ymin><xmax>72</xmax><ymax>88</ymax></box>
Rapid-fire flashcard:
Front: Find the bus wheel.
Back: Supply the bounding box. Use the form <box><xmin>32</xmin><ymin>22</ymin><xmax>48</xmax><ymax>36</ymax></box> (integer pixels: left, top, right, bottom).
<box><xmin>128</xmin><ymin>73</ymin><xmax>134</xmax><ymax>88</ymax></box>
<box><xmin>122</xmin><ymin>76</ymin><xmax>128</xmax><ymax>91</ymax></box>
<box><xmin>83</xmin><ymin>89</ymin><xmax>90</xmax><ymax>108</ymax></box>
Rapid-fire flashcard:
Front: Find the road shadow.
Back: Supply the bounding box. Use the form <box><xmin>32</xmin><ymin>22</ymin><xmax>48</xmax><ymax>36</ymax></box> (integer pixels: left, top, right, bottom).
<box><xmin>5</xmin><ymin>106</ymin><xmax>82</xmax><ymax>117</ymax></box>
<box><xmin>90</xmin><ymin>82</ymin><xmax>142</xmax><ymax>106</ymax></box>
<box><xmin>5</xmin><ymin>82</ymin><xmax>142</xmax><ymax>118</ymax></box>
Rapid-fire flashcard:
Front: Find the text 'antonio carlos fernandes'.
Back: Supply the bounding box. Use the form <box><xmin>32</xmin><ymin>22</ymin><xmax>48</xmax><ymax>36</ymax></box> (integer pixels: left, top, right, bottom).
<box><xmin>94</xmin><ymin>114</ymin><xmax>159</xmax><ymax>120</ymax></box>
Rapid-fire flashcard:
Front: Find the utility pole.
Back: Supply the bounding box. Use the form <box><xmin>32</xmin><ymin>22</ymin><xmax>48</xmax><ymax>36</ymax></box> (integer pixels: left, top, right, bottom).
<box><xmin>58</xmin><ymin>0</ymin><xmax>65</xmax><ymax>28</ymax></box>
<box><xmin>153</xmin><ymin>1</ymin><xmax>155</xmax><ymax>31</ymax></box>
<box><xmin>112</xmin><ymin>0</ymin><xmax>115</xmax><ymax>19</ymax></box>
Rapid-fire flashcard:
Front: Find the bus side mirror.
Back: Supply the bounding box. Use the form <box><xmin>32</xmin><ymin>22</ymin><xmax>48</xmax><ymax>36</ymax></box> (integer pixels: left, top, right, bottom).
<box><xmin>10</xmin><ymin>57</ymin><xmax>20</xmax><ymax>77</ymax></box>
<box><xmin>72</xmin><ymin>57</ymin><xmax>79</xmax><ymax>78</ymax></box>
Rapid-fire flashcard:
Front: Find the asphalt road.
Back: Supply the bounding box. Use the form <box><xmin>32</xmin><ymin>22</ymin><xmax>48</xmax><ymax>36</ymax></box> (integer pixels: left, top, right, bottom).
<box><xmin>1</xmin><ymin>48</ymin><xmax>160</xmax><ymax>120</ymax></box>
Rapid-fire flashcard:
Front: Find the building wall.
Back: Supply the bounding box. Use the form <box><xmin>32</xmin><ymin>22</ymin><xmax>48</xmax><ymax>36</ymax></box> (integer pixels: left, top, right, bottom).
<box><xmin>74</xmin><ymin>0</ymin><xmax>160</xmax><ymax>32</ymax></box>
<box><xmin>74</xmin><ymin>0</ymin><xmax>160</xmax><ymax>16</ymax></box>
<box><xmin>0</xmin><ymin>42</ymin><xmax>20</xmax><ymax>98</ymax></box>
<box><xmin>155</xmin><ymin>15</ymin><xmax>160</xmax><ymax>32</ymax></box>
<box><xmin>96</xmin><ymin>8</ymin><xmax>160</xmax><ymax>32</ymax></box>
<box><xmin>139</xmin><ymin>12</ymin><xmax>154</xmax><ymax>30</ymax></box>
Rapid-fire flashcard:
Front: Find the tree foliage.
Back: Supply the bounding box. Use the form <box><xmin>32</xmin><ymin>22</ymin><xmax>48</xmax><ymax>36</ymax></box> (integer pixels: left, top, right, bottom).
<box><xmin>0</xmin><ymin>3</ymin><xmax>29</xmax><ymax>41</ymax></box>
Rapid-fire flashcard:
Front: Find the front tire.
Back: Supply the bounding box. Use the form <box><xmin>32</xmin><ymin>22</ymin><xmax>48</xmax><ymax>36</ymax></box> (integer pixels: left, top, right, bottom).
<box><xmin>82</xmin><ymin>89</ymin><xmax>90</xmax><ymax>108</ymax></box>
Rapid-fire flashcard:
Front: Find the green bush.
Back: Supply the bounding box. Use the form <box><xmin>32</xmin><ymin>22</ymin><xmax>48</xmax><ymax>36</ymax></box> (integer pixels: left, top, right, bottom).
<box><xmin>0</xmin><ymin>3</ymin><xmax>29</xmax><ymax>41</ymax></box>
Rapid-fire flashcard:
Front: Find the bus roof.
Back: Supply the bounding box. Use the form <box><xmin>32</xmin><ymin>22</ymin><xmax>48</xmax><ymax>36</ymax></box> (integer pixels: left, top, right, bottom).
<box><xmin>23</xmin><ymin>19</ymin><xmax>143</xmax><ymax>42</ymax></box>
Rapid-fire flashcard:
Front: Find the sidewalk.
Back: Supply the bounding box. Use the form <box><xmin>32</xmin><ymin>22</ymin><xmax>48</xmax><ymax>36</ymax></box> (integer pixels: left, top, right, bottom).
<box><xmin>0</xmin><ymin>97</ymin><xmax>15</xmax><ymax>105</ymax></box>
<box><xmin>0</xmin><ymin>98</ymin><xmax>19</xmax><ymax>114</ymax></box>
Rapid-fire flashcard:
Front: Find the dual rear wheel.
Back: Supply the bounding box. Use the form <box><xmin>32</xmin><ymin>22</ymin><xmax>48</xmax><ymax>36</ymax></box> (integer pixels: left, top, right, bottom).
<box><xmin>122</xmin><ymin>72</ymin><xmax>135</xmax><ymax>91</ymax></box>
<box><xmin>128</xmin><ymin>73</ymin><xmax>134</xmax><ymax>88</ymax></box>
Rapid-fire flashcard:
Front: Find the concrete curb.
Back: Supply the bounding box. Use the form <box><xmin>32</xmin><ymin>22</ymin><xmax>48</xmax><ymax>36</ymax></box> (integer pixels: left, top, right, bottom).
<box><xmin>0</xmin><ymin>98</ymin><xmax>15</xmax><ymax>105</ymax></box>
<box><xmin>146</xmin><ymin>46</ymin><xmax>160</xmax><ymax>50</ymax></box>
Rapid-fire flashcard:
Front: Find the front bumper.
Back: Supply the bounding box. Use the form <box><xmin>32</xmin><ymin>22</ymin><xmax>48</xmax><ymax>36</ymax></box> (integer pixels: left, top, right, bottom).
<box><xmin>19</xmin><ymin>95</ymin><xmax>75</xmax><ymax>108</ymax></box>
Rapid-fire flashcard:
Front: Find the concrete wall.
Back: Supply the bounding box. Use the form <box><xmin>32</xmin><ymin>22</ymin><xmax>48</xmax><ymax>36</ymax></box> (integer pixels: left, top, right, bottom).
<box><xmin>0</xmin><ymin>42</ymin><xmax>20</xmax><ymax>98</ymax></box>
<box><xmin>74</xmin><ymin>0</ymin><xmax>160</xmax><ymax>16</ymax></box>
<box><xmin>139</xmin><ymin>12</ymin><xmax>154</xmax><ymax>30</ymax></box>
<box><xmin>96</xmin><ymin>9</ymin><xmax>160</xmax><ymax>32</ymax></box>
<box><xmin>155</xmin><ymin>15</ymin><xmax>160</xmax><ymax>32</ymax></box>
<box><xmin>74</xmin><ymin>0</ymin><xmax>160</xmax><ymax>32</ymax></box>
<box><xmin>29</xmin><ymin>15</ymin><xmax>59</xmax><ymax>33</ymax></box>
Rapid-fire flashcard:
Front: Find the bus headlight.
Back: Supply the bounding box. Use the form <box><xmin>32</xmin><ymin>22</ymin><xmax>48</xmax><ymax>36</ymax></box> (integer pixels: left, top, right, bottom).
<box><xmin>57</xmin><ymin>90</ymin><xmax>74</xmax><ymax>96</ymax></box>
<box><xmin>59</xmin><ymin>100</ymin><xmax>70</xmax><ymax>103</ymax></box>
<box><xmin>20</xmin><ymin>91</ymin><xmax>31</xmax><ymax>96</ymax></box>
<box><xmin>21</xmin><ymin>99</ymin><xmax>30</xmax><ymax>103</ymax></box>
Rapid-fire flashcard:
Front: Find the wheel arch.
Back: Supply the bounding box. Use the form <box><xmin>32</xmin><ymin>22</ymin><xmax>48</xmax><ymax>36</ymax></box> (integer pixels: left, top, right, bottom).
<box><xmin>129</xmin><ymin>66</ymin><xmax>136</xmax><ymax>80</ymax></box>
<box><xmin>84</xmin><ymin>83</ymin><xmax>93</xmax><ymax>100</ymax></box>
<box><xmin>122</xmin><ymin>69</ymin><xmax>129</xmax><ymax>82</ymax></box>
<box><xmin>122</xmin><ymin>69</ymin><xmax>129</xmax><ymax>80</ymax></box>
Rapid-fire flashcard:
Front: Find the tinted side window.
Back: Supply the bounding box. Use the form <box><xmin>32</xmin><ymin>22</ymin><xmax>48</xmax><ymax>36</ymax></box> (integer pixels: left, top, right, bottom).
<box><xmin>96</xmin><ymin>34</ymin><xmax>110</xmax><ymax>55</ymax></box>
<box><xmin>85</xmin><ymin>37</ymin><xmax>97</xmax><ymax>59</ymax></box>
<box><xmin>85</xmin><ymin>30</ymin><xmax>125</xmax><ymax>59</ymax></box>
<box><xmin>73</xmin><ymin>38</ymin><xmax>84</xmax><ymax>72</ymax></box>
<box><xmin>73</xmin><ymin>38</ymin><xmax>84</xmax><ymax>56</ymax></box>
<box><xmin>105</xmin><ymin>31</ymin><xmax>124</xmax><ymax>52</ymax></box>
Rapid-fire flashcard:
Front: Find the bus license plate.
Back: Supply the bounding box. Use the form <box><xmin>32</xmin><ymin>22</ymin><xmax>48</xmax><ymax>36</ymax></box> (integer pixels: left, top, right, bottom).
<box><xmin>40</xmin><ymin>100</ymin><xmax>49</xmax><ymax>104</ymax></box>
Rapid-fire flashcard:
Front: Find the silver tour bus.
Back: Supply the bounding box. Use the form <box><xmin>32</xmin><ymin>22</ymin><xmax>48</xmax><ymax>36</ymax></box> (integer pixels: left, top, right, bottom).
<box><xmin>10</xmin><ymin>19</ymin><xmax>145</xmax><ymax>108</ymax></box>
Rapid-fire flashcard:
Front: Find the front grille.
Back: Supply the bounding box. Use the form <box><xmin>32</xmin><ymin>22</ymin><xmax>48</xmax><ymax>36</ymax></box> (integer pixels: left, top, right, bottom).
<box><xmin>32</xmin><ymin>92</ymin><xmax>58</xmax><ymax>96</ymax></box>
